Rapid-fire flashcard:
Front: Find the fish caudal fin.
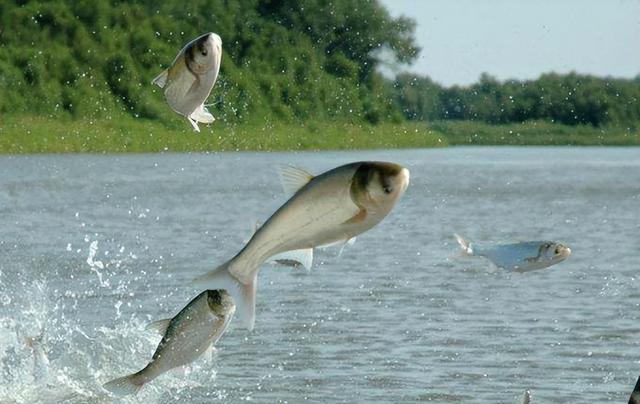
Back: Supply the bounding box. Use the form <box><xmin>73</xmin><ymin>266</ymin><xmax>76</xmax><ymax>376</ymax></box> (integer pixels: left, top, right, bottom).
<box><xmin>190</xmin><ymin>104</ymin><xmax>215</xmax><ymax>123</ymax></box>
<box><xmin>151</xmin><ymin>69</ymin><xmax>169</xmax><ymax>88</ymax></box>
<box><xmin>103</xmin><ymin>371</ymin><xmax>145</xmax><ymax>397</ymax></box>
<box><xmin>186</xmin><ymin>116</ymin><xmax>201</xmax><ymax>132</ymax></box>
<box><xmin>454</xmin><ymin>233</ymin><xmax>473</xmax><ymax>255</ymax></box>
<box><xmin>192</xmin><ymin>264</ymin><xmax>256</xmax><ymax>331</ymax></box>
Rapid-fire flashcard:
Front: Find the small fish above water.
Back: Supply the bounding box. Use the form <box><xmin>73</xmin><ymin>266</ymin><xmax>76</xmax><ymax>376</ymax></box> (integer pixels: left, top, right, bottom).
<box><xmin>455</xmin><ymin>234</ymin><xmax>571</xmax><ymax>272</ymax></box>
<box><xmin>152</xmin><ymin>32</ymin><xmax>222</xmax><ymax>132</ymax></box>
<box><xmin>193</xmin><ymin>161</ymin><xmax>410</xmax><ymax>330</ymax></box>
<box><xmin>103</xmin><ymin>290</ymin><xmax>235</xmax><ymax>396</ymax></box>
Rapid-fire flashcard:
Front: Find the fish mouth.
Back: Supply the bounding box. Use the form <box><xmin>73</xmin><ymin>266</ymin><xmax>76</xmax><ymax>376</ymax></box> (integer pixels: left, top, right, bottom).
<box><xmin>558</xmin><ymin>246</ymin><xmax>571</xmax><ymax>259</ymax></box>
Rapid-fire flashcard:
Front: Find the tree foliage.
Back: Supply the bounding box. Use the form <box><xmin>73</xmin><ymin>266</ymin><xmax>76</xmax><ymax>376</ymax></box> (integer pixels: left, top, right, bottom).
<box><xmin>391</xmin><ymin>72</ymin><xmax>640</xmax><ymax>127</ymax></box>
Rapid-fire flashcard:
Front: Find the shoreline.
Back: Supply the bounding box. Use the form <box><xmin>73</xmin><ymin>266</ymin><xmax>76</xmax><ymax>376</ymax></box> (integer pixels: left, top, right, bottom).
<box><xmin>0</xmin><ymin>115</ymin><xmax>637</xmax><ymax>154</ymax></box>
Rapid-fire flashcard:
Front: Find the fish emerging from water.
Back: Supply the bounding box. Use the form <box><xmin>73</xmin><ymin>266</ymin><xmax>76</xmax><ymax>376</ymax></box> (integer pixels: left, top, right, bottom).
<box><xmin>152</xmin><ymin>32</ymin><xmax>222</xmax><ymax>132</ymax></box>
<box><xmin>523</xmin><ymin>389</ymin><xmax>532</xmax><ymax>404</ymax></box>
<box><xmin>193</xmin><ymin>161</ymin><xmax>410</xmax><ymax>330</ymax></box>
<box><xmin>455</xmin><ymin>234</ymin><xmax>571</xmax><ymax>272</ymax></box>
<box><xmin>103</xmin><ymin>290</ymin><xmax>235</xmax><ymax>396</ymax></box>
<box><xmin>630</xmin><ymin>376</ymin><xmax>640</xmax><ymax>404</ymax></box>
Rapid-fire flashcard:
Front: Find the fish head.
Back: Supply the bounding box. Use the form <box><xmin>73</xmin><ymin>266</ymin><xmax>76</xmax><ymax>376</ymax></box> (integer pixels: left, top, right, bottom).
<box><xmin>186</xmin><ymin>32</ymin><xmax>222</xmax><ymax>75</ymax></box>
<box><xmin>206</xmin><ymin>289</ymin><xmax>236</xmax><ymax>316</ymax></box>
<box><xmin>541</xmin><ymin>242</ymin><xmax>572</xmax><ymax>264</ymax></box>
<box><xmin>351</xmin><ymin>162</ymin><xmax>410</xmax><ymax>215</ymax></box>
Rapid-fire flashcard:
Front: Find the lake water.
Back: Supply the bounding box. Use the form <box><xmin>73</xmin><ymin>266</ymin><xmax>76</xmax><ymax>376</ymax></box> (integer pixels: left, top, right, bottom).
<box><xmin>0</xmin><ymin>147</ymin><xmax>638</xmax><ymax>403</ymax></box>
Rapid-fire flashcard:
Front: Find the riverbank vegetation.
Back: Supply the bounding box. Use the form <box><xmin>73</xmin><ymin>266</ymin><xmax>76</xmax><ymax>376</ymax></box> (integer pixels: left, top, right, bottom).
<box><xmin>0</xmin><ymin>0</ymin><xmax>638</xmax><ymax>153</ymax></box>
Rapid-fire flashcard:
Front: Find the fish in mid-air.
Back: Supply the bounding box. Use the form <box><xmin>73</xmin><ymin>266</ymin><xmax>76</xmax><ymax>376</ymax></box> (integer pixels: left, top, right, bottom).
<box><xmin>193</xmin><ymin>162</ymin><xmax>410</xmax><ymax>330</ymax></box>
<box><xmin>152</xmin><ymin>32</ymin><xmax>222</xmax><ymax>132</ymax></box>
<box><xmin>455</xmin><ymin>234</ymin><xmax>571</xmax><ymax>272</ymax></box>
<box><xmin>103</xmin><ymin>290</ymin><xmax>235</xmax><ymax>396</ymax></box>
<box><xmin>523</xmin><ymin>389</ymin><xmax>532</xmax><ymax>404</ymax></box>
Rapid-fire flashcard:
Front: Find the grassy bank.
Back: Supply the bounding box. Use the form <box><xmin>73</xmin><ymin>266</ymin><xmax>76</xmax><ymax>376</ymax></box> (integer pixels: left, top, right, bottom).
<box><xmin>0</xmin><ymin>115</ymin><xmax>637</xmax><ymax>154</ymax></box>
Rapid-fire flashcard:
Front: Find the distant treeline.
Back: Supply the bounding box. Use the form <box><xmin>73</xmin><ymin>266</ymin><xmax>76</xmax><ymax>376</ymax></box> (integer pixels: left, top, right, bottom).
<box><xmin>391</xmin><ymin>72</ymin><xmax>640</xmax><ymax>127</ymax></box>
<box><xmin>0</xmin><ymin>0</ymin><xmax>638</xmax><ymax>128</ymax></box>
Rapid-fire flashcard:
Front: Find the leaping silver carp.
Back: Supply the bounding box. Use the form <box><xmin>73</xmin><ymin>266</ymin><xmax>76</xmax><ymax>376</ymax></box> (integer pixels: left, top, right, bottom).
<box><xmin>152</xmin><ymin>32</ymin><xmax>222</xmax><ymax>132</ymax></box>
<box><xmin>193</xmin><ymin>161</ymin><xmax>410</xmax><ymax>330</ymax></box>
<box><xmin>455</xmin><ymin>234</ymin><xmax>571</xmax><ymax>272</ymax></box>
<box><xmin>103</xmin><ymin>290</ymin><xmax>235</xmax><ymax>396</ymax></box>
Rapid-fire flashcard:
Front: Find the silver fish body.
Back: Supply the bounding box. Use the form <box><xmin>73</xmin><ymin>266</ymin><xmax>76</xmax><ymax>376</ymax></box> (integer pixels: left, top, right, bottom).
<box><xmin>152</xmin><ymin>32</ymin><xmax>222</xmax><ymax>132</ymax></box>
<box><xmin>103</xmin><ymin>290</ymin><xmax>235</xmax><ymax>396</ymax></box>
<box><xmin>455</xmin><ymin>234</ymin><xmax>571</xmax><ymax>272</ymax></box>
<box><xmin>194</xmin><ymin>161</ymin><xmax>410</xmax><ymax>330</ymax></box>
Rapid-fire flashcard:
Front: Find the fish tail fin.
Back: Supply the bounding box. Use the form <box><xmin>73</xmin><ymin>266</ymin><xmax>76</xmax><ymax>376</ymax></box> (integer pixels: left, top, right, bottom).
<box><xmin>454</xmin><ymin>233</ymin><xmax>473</xmax><ymax>255</ymax></box>
<box><xmin>103</xmin><ymin>370</ymin><xmax>146</xmax><ymax>396</ymax></box>
<box><xmin>151</xmin><ymin>69</ymin><xmax>169</xmax><ymax>88</ymax></box>
<box><xmin>192</xmin><ymin>263</ymin><xmax>256</xmax><ymax>331</ymax></box>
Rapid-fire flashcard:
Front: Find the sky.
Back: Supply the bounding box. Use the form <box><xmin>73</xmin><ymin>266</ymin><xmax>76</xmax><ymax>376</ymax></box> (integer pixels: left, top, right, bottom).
<box><xmin>378</xmin><ymin>0</ymin><xmax>640</xmax><ymax>86</ymax></box>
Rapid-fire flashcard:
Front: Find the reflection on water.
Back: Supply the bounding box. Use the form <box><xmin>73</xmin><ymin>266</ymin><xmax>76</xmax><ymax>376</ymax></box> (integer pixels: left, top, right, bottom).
<box><xmin>0</xmin><ymin>147</ymin><xmax>638</xmax><ymax>402</ymax></box>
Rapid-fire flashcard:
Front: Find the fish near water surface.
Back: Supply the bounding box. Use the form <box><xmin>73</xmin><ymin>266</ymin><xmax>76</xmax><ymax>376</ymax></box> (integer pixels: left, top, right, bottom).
<box><xmin>103</xmin><ymin>290</ymin><xmax>235</xmax><ymax>396</ymax></box>
<box><xmin>152</xmin><ymin>32</ymin><xmax>222</xmax><ymax>132</ymax></box>
<box><xmin>193</xmin><ymin>161</ymin><xmax>410</xmax><ymax>330</ymax></box>
<box><xmin>455</xmin><ymin>234</ymin><xmax>571</xmax><ymax>272</ymax></box>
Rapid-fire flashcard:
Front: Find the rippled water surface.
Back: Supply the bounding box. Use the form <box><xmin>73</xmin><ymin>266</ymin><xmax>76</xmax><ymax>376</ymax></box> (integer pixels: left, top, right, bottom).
<box><xmin>1</xmin><ymin>147</ymin><xmax>639</xmax><ymax>403</ymax></box>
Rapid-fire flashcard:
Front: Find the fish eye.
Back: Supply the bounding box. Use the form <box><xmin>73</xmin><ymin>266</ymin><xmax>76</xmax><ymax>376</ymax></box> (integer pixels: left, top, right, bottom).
<box><xmin>383</xmin><ymin>185</ymin><xmax>393</xmax><ymax>194</ymax></box>
<box><xmin>201</xmin><ymin>49</ymin><xmax>208</xmax><ymax>56</ymax></box>
<box><xmin>555</xmin><ymin>246</ymin><xmax>561</xmax><ymax>254</ymax></box>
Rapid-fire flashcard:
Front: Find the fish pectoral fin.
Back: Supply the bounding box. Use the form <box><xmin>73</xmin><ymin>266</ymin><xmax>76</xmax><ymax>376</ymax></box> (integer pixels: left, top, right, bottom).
<box><xmin>342</xmin><ymin>207</ymin><xmax>367</xmax><ymax>225</ymax></box>
<box><xmin>268</xmin><ymin>248</ymin><xmax>314</xmax><ymax>272</ymax></box>
<box><xmin>278</xmin><ymin>165</ymin><xmax>315</xmax><ymax>196</ymax></box>
<box><xmin>151</xmin><ymin>69</ymin><xmax>169</xmax><ymax>88</ymax></box>
<box><xmin>145</xmin><ymin>318</ymin><xmax>171</xmax><ymax>335</ymax></box>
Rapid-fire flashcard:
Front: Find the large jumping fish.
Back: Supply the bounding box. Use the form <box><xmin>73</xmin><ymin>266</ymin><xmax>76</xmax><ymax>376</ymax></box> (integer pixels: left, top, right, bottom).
<box><xmin>193</xmin><ymin>162</ymin><xmax>410</xmax><ymax>330</ymax></box>
<box><xmin>152</xmin><ymin>32</ymin><xmax>222</xmax><ymax>132</ymax></box>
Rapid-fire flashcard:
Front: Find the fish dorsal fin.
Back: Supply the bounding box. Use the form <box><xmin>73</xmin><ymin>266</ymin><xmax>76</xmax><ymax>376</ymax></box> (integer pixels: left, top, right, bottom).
<box><xmin>278</xmin><ymin>165</ymin><xmax>314</xmax><ymax>196</ymax></box>
<box><xmin>145</xmin><ymin>318</ymin><xmax>171</xmax><ymax>335</ymax></box>
<box><xmin>268</xmin><ymin>248</ymin><xmax>314</xmax><ymax>272</ymax></box>
<box><xmin>151</xmin><ymin>69</ymin><xmax>169</xmax><ymax>88</ymax></box>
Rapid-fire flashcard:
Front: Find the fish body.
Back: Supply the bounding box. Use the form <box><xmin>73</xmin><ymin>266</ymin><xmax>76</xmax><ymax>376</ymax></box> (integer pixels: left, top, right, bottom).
<box><xmin>152</xmin><ymin>32</ymin><xmax>222</xmax><ymax>132</ymax></box>
<box><xmin>103</xmin><ymin>290</ymin><xmax>235</xmax><ymax>396</ymax></box>
<box><xmin>455</xmin><ymin>234</ymin><xmax>571</xmax><ymax>272</ymax></box>
<box><xmin>194</xmin><ymin>162</ymin><xmax>410</xmax><ymax>330</ymax></box>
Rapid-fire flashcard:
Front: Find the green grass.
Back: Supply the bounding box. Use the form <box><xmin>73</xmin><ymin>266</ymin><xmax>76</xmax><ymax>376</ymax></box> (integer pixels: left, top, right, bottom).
<box><xmin>431</xmin><ymin>120</ymin><xmax>640</xmax><ymax>146</ymax></box>
<box><xmin>0</xmin><ymin>115</ymin><xmax>637</xmax><ymax>154</ymax></box>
